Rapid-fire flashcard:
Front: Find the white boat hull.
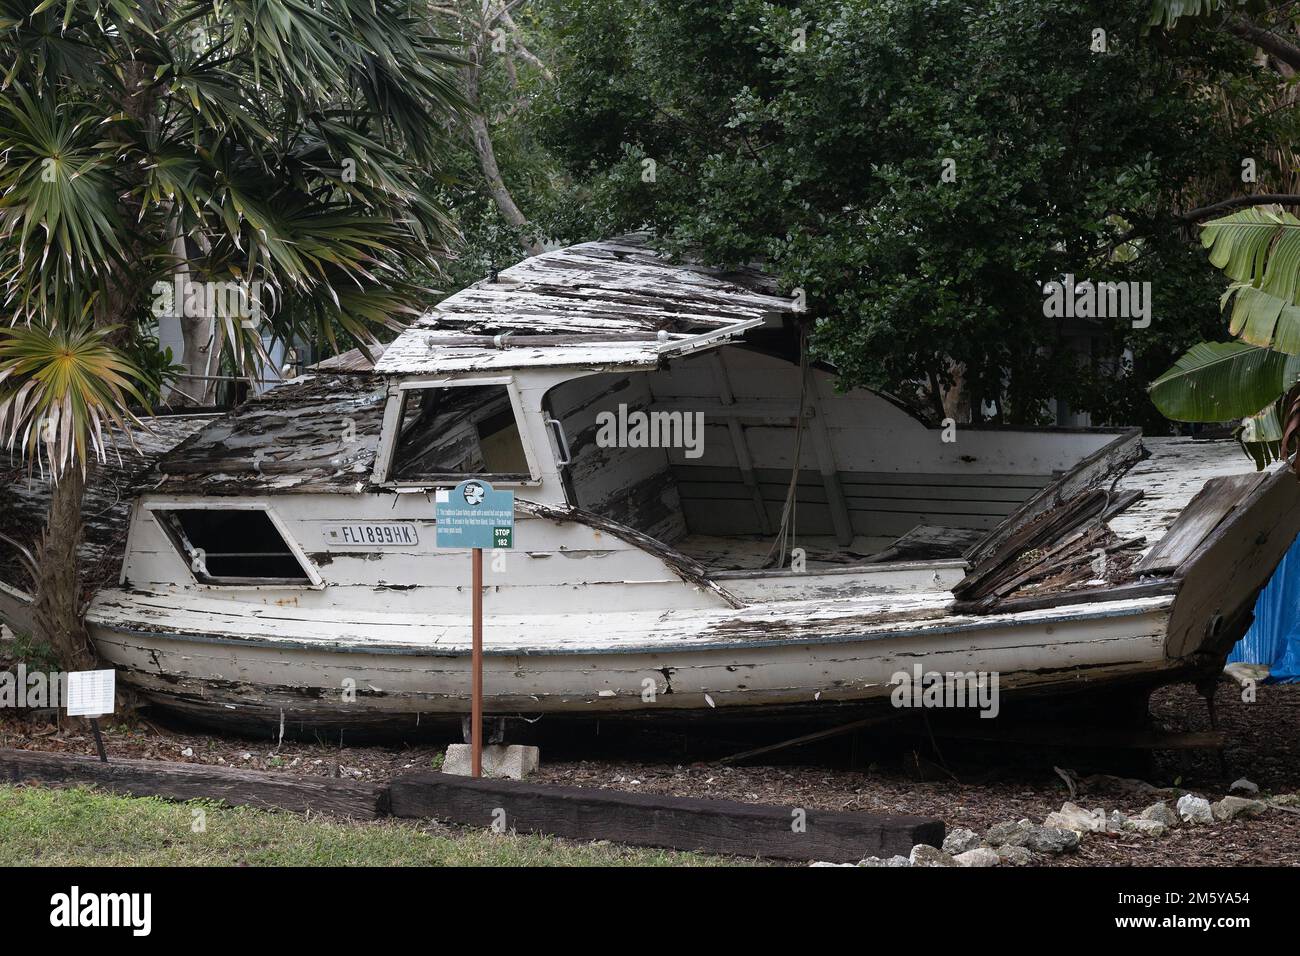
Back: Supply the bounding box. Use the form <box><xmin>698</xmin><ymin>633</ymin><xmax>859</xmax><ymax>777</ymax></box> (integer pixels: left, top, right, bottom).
<box><xmin>86</xmin><ymin>593</ymin><xmax>1179</xmax><ymax>733</ymax></box>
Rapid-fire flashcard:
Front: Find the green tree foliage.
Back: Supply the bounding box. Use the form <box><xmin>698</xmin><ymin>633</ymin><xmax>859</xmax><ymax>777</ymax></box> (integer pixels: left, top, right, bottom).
<box><xmin>1150</xmin><ymin>207</ymin><xmax>1300</xmax><ymax>467</ymax></box>
<box><xmin>526</xmin><ymin>0</ymin><xmax>1292</xmax><ymax>425</ymax></box>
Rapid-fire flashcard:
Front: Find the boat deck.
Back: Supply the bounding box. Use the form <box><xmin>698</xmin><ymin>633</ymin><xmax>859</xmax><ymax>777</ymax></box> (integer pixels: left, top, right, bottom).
<box><xmin>1110</xmin><ymin>437</ymin><xmax>1274</xmax><ymax>557</ymax></box>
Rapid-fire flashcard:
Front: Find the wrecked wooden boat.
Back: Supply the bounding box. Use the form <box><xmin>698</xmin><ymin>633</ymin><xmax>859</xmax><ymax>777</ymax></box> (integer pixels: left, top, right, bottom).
<box><xmin>4</xmin><ymin>235</ymin><xmax>1300</xmax><ymax>737</ymax></box>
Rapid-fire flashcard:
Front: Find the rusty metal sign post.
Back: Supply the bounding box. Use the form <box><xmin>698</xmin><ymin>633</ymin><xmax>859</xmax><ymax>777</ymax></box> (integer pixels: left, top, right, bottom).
<box><xmin>436</xmin><ymin>480</ymin><xmax>515</xmax><ymax>778</ymax></box>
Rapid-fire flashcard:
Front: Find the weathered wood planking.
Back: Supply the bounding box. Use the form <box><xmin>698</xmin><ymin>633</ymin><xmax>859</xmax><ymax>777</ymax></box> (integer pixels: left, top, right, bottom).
<box><xmin>1109</xmin><ymin>438</ymin><xmax>1260</xmax><ymax>556</ymax></box>
<box><xmin>387</xmin><ymin>771</ymin><xmax>943</xmax><ymax>862</ymax></box>
<box><xmin>155</xmin><ymin>375</ymin><xmax>388</xmax><ymax>495</ymax></box>
<box><xmin>964</xmin><ymin>429</ymin><xmax>1142</xmax><ymax>569</ymax></box>
<box><xmin>0</xmin><ymin>748</ymin><xmax>385</xmax><ymax>819</ymax></box>
<box><xmin>90</xmin><ymin>588</ymin><xmax>1175</xmax><ymax>730</ymax></box>
<box><xmin>375</xmin><ymin>236</ymin><xmax>794</xmax><ymax>375</ymax></box>
<box><xmin>1134</xmin><ymin>471</ymin><xmax>1269</xmax><ymax>573</ymax></box>
<box><xmin>121</xmin><ymin>500</ymin><xmax>728</xmax><ymax>614</ymax></box>
<box><xmin>1166</xmin><ymin>465</ymin><xmax>1300</xmax><ymax>659</ymax></box>
<box><xmin>548</xmin><ymin>371</ymin><xmax>687</xmax><ymax>544</ymax></box>
<box><xmin>652</xmin><ymin>349</ymin><xmax>1120</xmax><ymax>476</ymax></box>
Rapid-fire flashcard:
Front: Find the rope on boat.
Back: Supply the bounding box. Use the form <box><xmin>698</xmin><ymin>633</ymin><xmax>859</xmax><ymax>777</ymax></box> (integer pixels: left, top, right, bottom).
<box><xmin>764</xmin><ymin>325</ymin><xmax>809</xmax><ymax>570</ymax></box>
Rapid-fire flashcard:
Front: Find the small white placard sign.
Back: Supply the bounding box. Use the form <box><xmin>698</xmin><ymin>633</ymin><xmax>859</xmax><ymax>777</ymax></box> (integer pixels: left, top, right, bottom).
<box><xmin>67</xmin><ymin>669</ymin><xmax>116</xmax><ymax>717</ymax></box>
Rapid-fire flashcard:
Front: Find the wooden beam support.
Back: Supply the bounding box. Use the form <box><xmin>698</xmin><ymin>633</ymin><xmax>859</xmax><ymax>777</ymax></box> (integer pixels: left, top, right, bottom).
<box><xmin>721</xmin><ymin>714</ymin><xmax>904</xmax><ymax>765</ymax></box>
<box><xmin>708</xmin><ymin>353</ymin><xmax>772</xmax><ymax>534</ymax></box>
<box><xmin>388</xmin><ymin>771</ymin><xmax>943</xmax><ymax>862</ymax></box>
<box><xmin>802</xmin><ymin>374</ymin><xmax>855</xmax><ymax>547</ymax></box>
<box><xmin>0</xmin><ymin>748</ymin><xmax>386</xmax><ymax>820</ymax></box>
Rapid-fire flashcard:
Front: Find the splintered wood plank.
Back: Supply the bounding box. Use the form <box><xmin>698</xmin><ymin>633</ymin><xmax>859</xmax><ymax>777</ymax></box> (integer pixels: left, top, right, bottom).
<box><xmin>1166</xmin><ymin>465</ymin><xmax>1300</xmax><ymax>658</ymax></box>
<box><xmin>954</xmin><ymin>489</ymin><xmax>1110</xmax><ymax>601</ymax></box>
<box><xmin>1134</xmin><ymin>471</ymin><xmax>1269</xmax><ymax>573</ymax></box>
<box><xmin>388</xmin><ymin>771</ymin><xmax>943</xmax><ymax>862</ymax></box>
<box><xmin>963</xmin><ymin>429</ymin><xmax>1143</xmax><ymax>567</ymax></box>
<box><xmin>375</xmin><ymin>235</ymin><xmax>795</xmax><ymax>375</ymax></box>
<box><xmin>1109</xmin><ymin>438</ymin><xmax>1261</xmax><ymax>552</ymax></box>
<box><xmin>0</xmin><ymin>749</ymin><xmax>385</xmax><ymax>819</ymax></box>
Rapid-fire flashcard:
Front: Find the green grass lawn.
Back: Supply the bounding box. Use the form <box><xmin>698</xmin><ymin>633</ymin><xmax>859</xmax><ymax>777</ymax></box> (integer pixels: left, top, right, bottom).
<box><xmin>0</xmin><ymin>784</ymin><xmax>746</xmax><ymax>867</ymax></box>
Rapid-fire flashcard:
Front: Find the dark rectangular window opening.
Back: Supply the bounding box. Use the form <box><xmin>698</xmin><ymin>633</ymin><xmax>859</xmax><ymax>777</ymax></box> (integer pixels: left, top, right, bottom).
<box><xmin>154</xmin><ymin>508</ymin><xmax>312</xmax><ymax>584</ymax></box>
<box><xmin>390</xmin><ymin>384</ymin><xmax>530</xmax><ymax>482</ymax></box>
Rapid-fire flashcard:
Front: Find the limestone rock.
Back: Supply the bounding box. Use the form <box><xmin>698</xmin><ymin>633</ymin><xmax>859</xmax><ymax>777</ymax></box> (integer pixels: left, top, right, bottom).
<box><xmin>1140</xmin><ymin>802</ymin><xmax>1179</xmax><ymax>827</ymax></box>
<box><xmin>859</xmin><ymin>855</ymin><xmax>912</xmax><ymax>867</ymax></box>
<box><xmin>1122</xmin><ymin>818</ymin><xmax>1167</xmax><ymax>838</ymax></box>
<box><xmin>942</xmin><ymin>827</ymin><xmax>981</xmax><ymax>855</ymax></box>
<box><xmin>1211</xmin><ymin>796</ymin><xmax>1267</xmax><ymax>822</ymax></box>
<box><xmin>1044</xmin><ymin>801</ymin><xmax>1107</xmax><ymax>835</ymax></box>
<box><xmin>1024</xmin><ymin>826</ymin><xmax>1080</xmax><ymax>855</ymax></box>
<box><xmin>909</xmin><ymin>844</ymin><xmax>960</xmax><ymax>867</ymax></box>
<box><xmin>1176</xmin><ymin>794</ymin><xmax>1214</xmax><ymax>825</ymax></box>
<box><xmin>954</xmin><ymin>847</ymin><xmax>1000</xmax><ymax>867</ymax></box>
<box><xmin>996</xmin><ymin>844</ymin><xmax>1034</xmax><ymax>866</ymax></box>
<box><xmin>986</xmin><ymin>818</ymin><xmax>1034</xmax><ymax>847</ymax></box>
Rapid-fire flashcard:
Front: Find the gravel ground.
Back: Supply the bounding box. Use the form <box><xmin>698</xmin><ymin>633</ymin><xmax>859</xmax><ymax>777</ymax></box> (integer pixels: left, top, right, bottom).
<box><xmin>3</xmin><ymin>680</ymin><xmax>1298</xmax><ymax>866</ymax></box>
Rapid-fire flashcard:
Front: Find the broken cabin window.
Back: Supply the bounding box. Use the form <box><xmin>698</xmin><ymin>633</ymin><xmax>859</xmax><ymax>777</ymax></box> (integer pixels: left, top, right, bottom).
<box><xmin>390</xmin><ymin>384</ymin><xmax>530</xmax><ymax>481</ymax></box>
<box><xmin>153</xmin><ymin>509</ymin><xmax>313</xmax><ymax>585</ymax></box>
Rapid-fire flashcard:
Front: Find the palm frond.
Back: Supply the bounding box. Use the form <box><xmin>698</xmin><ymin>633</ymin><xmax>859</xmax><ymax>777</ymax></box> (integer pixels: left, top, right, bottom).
<box><xmin>1149</xmin><ymin>340</ymin><xmax>1300</xmax><ymax>422</ymax></box>
<box><xmin>0</xmin><ymin>84</ymin><xmax>127</xmax><ymax>303</ymax></box>
<box><xmin>1201</xmin><ymin>207</ymin><xmax>1300</xmax><ymax>308</ymax></box>
<box><xmin>1222</xmin><ymin>283</ymin><xmax>1300</xmax><ymax>354</ymax></box>
<box><xmin>1236</xmin><ymin>400</ymin><xmax>1284</xmax><ymax>469</ymax></box>
<box><xmin>0</xmin><ymin>320</ymin><xmax>151</xmax><ymax>476</ymax></box>
<box><xmin>1148</xmin><ymin>0</ymin><xmax>1234</xmax><ymax>30</ymax></box>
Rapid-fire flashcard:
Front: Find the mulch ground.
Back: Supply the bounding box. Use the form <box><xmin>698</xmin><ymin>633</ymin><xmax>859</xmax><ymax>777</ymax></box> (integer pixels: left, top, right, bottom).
<box><xmin>3</xmin><ymin>680</ymin><xmax>1298</xmax><ymax>866</ymax></box>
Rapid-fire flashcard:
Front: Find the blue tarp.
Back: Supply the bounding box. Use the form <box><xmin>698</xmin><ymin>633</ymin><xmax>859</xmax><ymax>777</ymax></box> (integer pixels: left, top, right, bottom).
<box><xmin>1229</xmin><ymin>530</ymin><xmax>1300</xmax><ymax>682</ymax></box>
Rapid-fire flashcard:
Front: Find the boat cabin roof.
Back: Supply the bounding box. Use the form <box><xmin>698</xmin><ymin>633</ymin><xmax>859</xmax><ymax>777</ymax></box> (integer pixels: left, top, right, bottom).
<box><xmin>372</xmin><ymin>234</ymin><xmax>797</xmax><ymax>375</ymax></box>
<box><xmin>154</xmin><ymin>374</ymin><xmax>387</xmax><ymax>494</ymax></box>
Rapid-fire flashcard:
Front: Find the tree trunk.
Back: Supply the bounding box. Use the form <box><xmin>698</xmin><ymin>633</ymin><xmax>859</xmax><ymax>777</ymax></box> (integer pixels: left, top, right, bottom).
<box><xmin>462</xmin><ymin>46</ymin><xmax>545</xmax><ymax>257</ymax></box>
<box><xmin>22</xmin><ymin>47</ymin><xmax>154</xmax><ymax>671</ymax></box>
<box><xmin>165</xmin><ymin>229</ymin><xmax>220</xmax><ymax>407</ymax></box>
<box><xmin>30</xmin><ymin>466</ymin><xmax>96</xmax><ymax>669</ymax></box>
<box><xmin>173</xmin><ymin>312</ymin><xmax>219</xmax><ymax>406</ymax></box>
<box><xmin>1226</xmin><ymin>17</ymin><xmax>1300</xmax><ymax>73</ymax></box>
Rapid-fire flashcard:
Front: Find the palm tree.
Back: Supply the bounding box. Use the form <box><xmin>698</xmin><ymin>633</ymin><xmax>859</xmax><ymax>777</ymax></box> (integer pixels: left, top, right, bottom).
<box><xmin>1149</xmin><ymin>207</ymin><xmax>1300</xmax><ymax>467</ymax></box>
<box><xmin>0</xmin><ymin>0</ymin><xmax>466</xmax><ymax>667</ymax></box>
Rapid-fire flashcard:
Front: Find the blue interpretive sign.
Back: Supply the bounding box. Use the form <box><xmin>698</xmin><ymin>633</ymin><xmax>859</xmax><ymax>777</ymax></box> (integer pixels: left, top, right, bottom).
<box><xmin>435</xmin><ymin>479</ymin><xmax>516</xmax><ymax>549</ymax></box>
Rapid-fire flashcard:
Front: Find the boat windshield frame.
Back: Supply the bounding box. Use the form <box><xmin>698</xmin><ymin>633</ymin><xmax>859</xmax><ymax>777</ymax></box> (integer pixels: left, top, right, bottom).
<box><xmin>371</xmin><ymin>375</ymin><xmax>544</xmax><ymax>489</ymax></box>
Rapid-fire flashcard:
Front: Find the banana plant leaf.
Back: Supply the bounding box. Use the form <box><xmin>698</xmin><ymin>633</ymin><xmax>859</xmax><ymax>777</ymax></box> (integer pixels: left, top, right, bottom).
<box><xmin>1149</xmin><ymin>341</ymin><xmax>1300</xmax><ymax>423</ymax></box>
